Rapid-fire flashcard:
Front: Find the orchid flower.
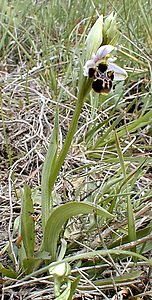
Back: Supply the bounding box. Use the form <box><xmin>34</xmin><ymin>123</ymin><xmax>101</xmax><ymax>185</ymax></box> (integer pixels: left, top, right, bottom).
<box><xmin>83</xmin><ymin>45</ymin><xmax>128</xmax><ymax>94</ymax></box>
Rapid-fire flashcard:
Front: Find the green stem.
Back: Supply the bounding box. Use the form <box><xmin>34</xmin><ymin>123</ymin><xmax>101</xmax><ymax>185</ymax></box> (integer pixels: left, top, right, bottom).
<box><xmin>54</xmin><ymin>275</ymin><xmax>61</xmax><ymax>297</ymax></box>
<box><xmin>41</xmin><ymin>76</ymin><xmax>92</xmax><ymax>233</ymax></box>
<box><xmin>49</xmin><ymin>77</ymin><xmax>92</xmax><ymax>194</ymax></box>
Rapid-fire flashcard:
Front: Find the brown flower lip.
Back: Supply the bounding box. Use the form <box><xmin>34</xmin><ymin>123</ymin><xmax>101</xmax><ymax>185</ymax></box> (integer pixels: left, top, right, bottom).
<box><xmin>92</xmin><ymin>78</ymin><xmax>113</xmax><ymax>94</ymax></box>
<box><xmin>88</xmin><ymin>63</ymin><xmax>114</xmax><ymax>94</ymax></box>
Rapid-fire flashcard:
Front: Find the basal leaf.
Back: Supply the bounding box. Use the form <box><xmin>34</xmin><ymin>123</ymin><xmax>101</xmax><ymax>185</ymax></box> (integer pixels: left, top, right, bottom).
<box><xmin>79</xmin><ymin>270</ymin><xmax>143</xmax><ymax>289</ymax></box>
<box><xmin>21</xmin><ymin>184</ymin><xmax>35</xmax><ymax>258</ymax></box>
<box><xmin>23</xmin><ymin>257</ymin><xmax>42</xmax><ymax>274</ymax></box>
<box><xmin>44</xmin><ymin>201</ymin><xmax>113</xmax><ymax>261</ymax></box>
<box><xmin>41</xmin><ymin>109</ymin><xmax>59</xmax><ymax>230</ymax></box>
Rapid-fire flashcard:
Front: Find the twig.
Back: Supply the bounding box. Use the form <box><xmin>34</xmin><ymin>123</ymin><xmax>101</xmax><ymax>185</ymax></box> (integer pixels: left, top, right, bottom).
<box><xmin>115</xmin><ymin>233</ymin><xmax>152</xmax><ymax>250</ymax></box>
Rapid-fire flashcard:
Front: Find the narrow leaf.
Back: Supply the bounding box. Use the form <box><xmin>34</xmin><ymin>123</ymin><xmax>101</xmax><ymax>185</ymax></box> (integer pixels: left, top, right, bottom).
<box><xmin>55</xmin><ymin>280</ymin><xmax>71</xmax><ymax>300</ymax></box>
<box><xmin>93</xmin><ymin>111</ymin><xmax>152</xmax><ymax>148</ymax></box>
<box><xmin>41</xmin><ymin>109</ymin><xmax>59</xmax><ymax>231</ymax></box>
<box><xmin>93</xmin><ymin>112</ymin><xmax>124</xmax><ymax>149</ymax></box>
<box><xmin>114</xmin><ymin>131</ymin><xmax>126</xmax><ymax>177</ymax></box>
<box><xmin>23</xmin><ymin>257</ymin><xmax>41</xmax><ymax>274</ymax></box>
<box><xmin>21</xmin><ymin>184</ymin><xmax>35</xmax><ymax>258</ymax></box>
<box><xmin>79</xmin><ymin>270</ymin><xmax>143</xmax><ymax>289</ymax></box>
<box><xmin>127</xmin><ymin>197</ymin><xmax>137</xmax><ymax>253</ymax></box>
<box><xmin>22</xmin><ymin>249</ymin><xmax>152</xmax><ymax>282</ymax></box>
<box><xmin>0</xmin><ymin>263</ymin><xmax>17</xmax><ymax>278</ymax></box>
<box><xmin>115</xmin><ymin>131</ymin><xmax>136</xmax><ymax>252</ymax></box>
<box><xmin>68</xmin><ymin>276</ymin><xmax>81</xmax><ymax>300</ymax></box>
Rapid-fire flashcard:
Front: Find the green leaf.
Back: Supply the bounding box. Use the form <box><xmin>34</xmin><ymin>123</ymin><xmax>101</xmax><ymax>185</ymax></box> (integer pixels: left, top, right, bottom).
<box><xmin>41</xmin><ymin>109</ymin><xmax>59</xmax><ymax>231</ymax></box>
<box><xmin>93</xmin><ymin>111</ymin><xmax>152</xmax><ymax>148</ymax></box>
<box><xmin>23</xmin><ymin>257</ymin><xmax>42</xmax><ymax>274</ymax></box>
<box><xmin>44</xmin><ymin>202</ymin><xmax>113</xmax><ymax>261</ymax></box>
<box><xmin>18</xmin><ymin>240</ymin><xmax>27</xmax><ymax>270</ymax></box>
<box><xmin>0</xmin><ymin>263</ymin><xmax>17</xmax><ymax>278</ymax></box>
<box><xmin>108</xmin><ymin>225</ymin><xmax>152</xmax><ymax>250</ymax></box>
<box><xmin>115</xmin><ymin>131</ymin><xmax>136</xmax><ymax>253</ymax></box>
<box><xmin>85</xmin><ymin>115</ymin><xmax>113</xmax><ymax>144</ymax></box>
<box><xmin>34</xmin><ymin>251</ymin><xmax>51</xmax><ymax>260</ymax></box>
<box><xmin>64</xmin><ymin>250</ymin><xmax>152</xmax><ymax>267</ymax></box>
<box><xmin>138</xmin><ymin>2</ymin><xmax>152</xmax><ymax>41</ymax></box>
<box><xmin>127</xmin><ymin>196</ymin><xmax>137</xmax><ymax>253</ymax></box>
<box><xmin>55</xmin><ymin>280</ymin><xmax>71</xmax><ymax>300</ymax></box>
<box><xmin>21</xmin><ymin>184</ymin><xmax>35</xmax><ymax>258</ymax></box>
<box><xmin>79</xmin><ymin>270</ymin><xmax>143</xmax><ymax>289</ymax></box>
<box><xmin>49</xmin><ymin>68</ymin><xmax>57</xmax><ymax>95</ymax></box>
<box><xmin>93</xmin><ymin>112</ymin><xmax>124</xmax><ymax>149</ymax></box>
<box><xmin>21</xmin><ymin>249</ymin><xmax>152</xmax><ymax>282</ymax></box>
<box><xmin>68</xmin><ymin>276</ymin><xmax>80</xmax><ymax>300</ymax></box>
<box><xmin>114</xmin><ymin>131</ymin><xmax>126</xmax><ymax>178</ymax></box>
<box><xmin>58</xmin><ymin>238</ymin><xmax>67</xmax><ymax>261</ymax></box>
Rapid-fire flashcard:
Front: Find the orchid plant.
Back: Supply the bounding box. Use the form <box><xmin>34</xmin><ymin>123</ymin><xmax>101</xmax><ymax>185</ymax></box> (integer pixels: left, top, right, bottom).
<box><xmin>39</xmin><ymin>13</ymin><xmax>129</xmax><ymax>298</ymax></box>
<box><xmin>2</xmin><ymin>12</ymin><xmax>131</xmax><ymax>300</ymax></box>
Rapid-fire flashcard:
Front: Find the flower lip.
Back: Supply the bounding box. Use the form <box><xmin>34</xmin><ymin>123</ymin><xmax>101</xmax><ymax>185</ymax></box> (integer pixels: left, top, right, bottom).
<box><xmin>97</xmin><ymin>63</ymin><xmax>108</xmax><ymax>73</ymax></box>
<box><xmin>88</xmin><ymin>68</ymin><xmax>96</xmax><ymax>78</ymax></box>
<box><xmin>83</xmin><ymin>59</ymin><xmax>96</xmax><ymax>77</ymax></box>
<box><xmin>92</xmin><ymin>78</ymin><xmax>112</xmax><ymax>94</ymax></box>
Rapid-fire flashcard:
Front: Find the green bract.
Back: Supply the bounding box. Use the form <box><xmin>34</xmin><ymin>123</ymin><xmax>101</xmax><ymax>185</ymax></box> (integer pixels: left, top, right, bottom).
<box><xmin>103</xmin><ymin>12</ymin><xmax>119</xmax><ymax>45</ymax></box>
<box><xmin>86</xmin><ymin>15</ymin><xmax>103</xmax><ymax>59</ymax></box>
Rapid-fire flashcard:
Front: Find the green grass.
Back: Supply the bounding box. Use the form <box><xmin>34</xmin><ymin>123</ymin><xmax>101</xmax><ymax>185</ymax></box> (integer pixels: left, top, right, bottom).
<box><xmin>0</xmin><ymin>0</ymin><xmax>152</xmax><ymax>299</ymax></box>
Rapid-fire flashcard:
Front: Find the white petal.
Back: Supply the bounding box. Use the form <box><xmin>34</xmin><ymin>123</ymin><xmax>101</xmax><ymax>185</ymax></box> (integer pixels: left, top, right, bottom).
<box><xmin>94</xmin><ymin>45</ymin><xmax>115</xmax><ymax>63</ymax></box>
<box><xmin>108</xmin><ymin>62</ymin><xmax>128</xmax><ymax>80</ymax></box>
<box><xmin>83</xmin><ymin>59</ymin><xmax>96</xmax><ymax>76</ymax></box>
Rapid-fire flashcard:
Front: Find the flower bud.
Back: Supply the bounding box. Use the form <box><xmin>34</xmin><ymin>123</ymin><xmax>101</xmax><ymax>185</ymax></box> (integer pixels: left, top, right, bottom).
<box><xmin>86</xmin><ymin>15</ymin><xmax>103</xmax><ymax>59</ymax></box>
<box><xmin>52</xmin><ymin>262</ymin><xmax>71</xmax><ymax>277</ymax></box>
<box><xmin>103</xmin><ymin>12</ymin><xmax>119</xmax><ymax>45</ymax></box>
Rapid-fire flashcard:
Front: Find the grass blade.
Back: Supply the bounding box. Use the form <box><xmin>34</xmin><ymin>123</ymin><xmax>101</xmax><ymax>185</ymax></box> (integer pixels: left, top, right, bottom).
<box><xmin>115</xmin><ymin>131</ymin><xmax>136</xmax><ymax>252</ymax></box>
<box><xmin>93</xmin><ymin>110</ymin><xmax>152</xmax><ymax>148</ymax></box>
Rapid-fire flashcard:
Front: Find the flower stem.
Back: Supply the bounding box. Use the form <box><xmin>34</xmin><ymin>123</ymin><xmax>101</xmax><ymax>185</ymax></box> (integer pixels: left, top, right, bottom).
<box><xmin>49</xmin><ymin>77</ymin><xmax>92</xmax><ymax>194</ymax></box>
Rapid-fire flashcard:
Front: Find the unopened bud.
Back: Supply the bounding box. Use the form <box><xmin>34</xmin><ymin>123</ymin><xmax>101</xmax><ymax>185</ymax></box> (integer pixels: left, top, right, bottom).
<box><xmin>103</xmin><ymin>12</ymin><xmax>118</xmax><ymax>45</ymax></box>
<box><xmin>52</xmin><ymin>262</ymin><xmax>71</xmax><ymax>277</ymax></box>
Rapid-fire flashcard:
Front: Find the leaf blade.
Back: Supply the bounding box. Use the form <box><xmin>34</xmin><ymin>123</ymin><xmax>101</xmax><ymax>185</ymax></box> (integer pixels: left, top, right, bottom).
<box><xmin>21</xmin><ymin>184</ymin><xmax>35</xmax><ymax>258</ymax></box>
<box><xmin>41</xmin><ymin>109</ymin><xmax>59</xmax><ymax>230</ymax></box>
<box><xmin>44</xmin><ymin>202</ymin><xmax>113</xmax><ymax>261</ymax></box>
